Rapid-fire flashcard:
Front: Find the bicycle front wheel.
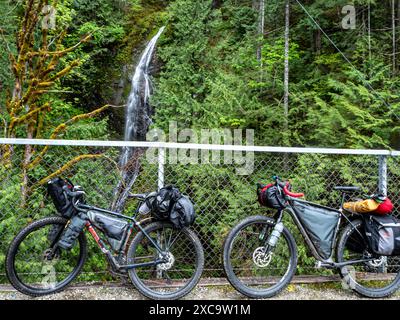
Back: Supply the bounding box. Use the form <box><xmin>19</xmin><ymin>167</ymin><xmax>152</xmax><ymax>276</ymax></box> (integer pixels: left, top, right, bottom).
<box><xmin>223</xmin><ymin>215</ymin><xmax>297</xmax><ymax>299</ymax></box>
<box><xmin>5</xmin><ymin>216</ymin><xmax>87</xmax><ymax>296</ymax></box>
<box><xmin>127</xmin><ymin>222</ymin><xmax>204</xmax><ymax>300</ymax></box>
<box><xmin>337</xmin><ymin>219</ymin><xmax>400</xmax><ymax>298</ymax></box>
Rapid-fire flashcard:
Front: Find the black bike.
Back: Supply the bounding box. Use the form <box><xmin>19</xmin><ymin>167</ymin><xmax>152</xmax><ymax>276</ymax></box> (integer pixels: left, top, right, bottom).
<box><xmin>6</xmin><ymin>184</ymin><xmax>204</xmax><ymax>300</ymax></box>
<box><xmin>223</xmin><ymin>176</ymin><xmax>400</xmax><ymax>298</ymax></box>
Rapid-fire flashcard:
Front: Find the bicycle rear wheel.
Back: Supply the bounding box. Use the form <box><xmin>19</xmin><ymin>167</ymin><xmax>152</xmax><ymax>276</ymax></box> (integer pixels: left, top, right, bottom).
<box><xmin>5</xmin><ymin>216</ymin><xmax>87</xmax><ymax>296</ymax></box>
<box><xmin>337</xmin><ymin>219</ymin><xmax>400</xmax><ymax>298</ymax></box>
<box><xmin>127</xmin><ymin>222</ymin><xmax>204</xmax><ymax>300</ymax></box>
<box><xmin>223</xmin><ymin>215</ymin><xmax>297</xmax><ymax>298</ymax></box>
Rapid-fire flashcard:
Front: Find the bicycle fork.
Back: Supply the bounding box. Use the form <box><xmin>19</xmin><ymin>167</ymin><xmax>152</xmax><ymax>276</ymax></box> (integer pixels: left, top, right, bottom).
<box><xmin>260</xmin><ymin>211</ymin><xmax>285</xmax><ymax>251</ymax></box>
<box><xmin>253</xmin><ymin>214</ymin><xmax>285</xmax><ymax>269</ymax></box>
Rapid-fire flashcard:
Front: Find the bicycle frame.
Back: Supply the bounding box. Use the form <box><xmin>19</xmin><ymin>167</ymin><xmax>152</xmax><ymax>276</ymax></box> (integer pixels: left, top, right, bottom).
<box><xmin>274</xmin><ymin>198</ymin><xmax>375</xmax><ymax>268</ymax></box>
<box><xmin>76</xmin><ymin>202</ymin><xmax>168</xmax><ymax>271</ymax></box>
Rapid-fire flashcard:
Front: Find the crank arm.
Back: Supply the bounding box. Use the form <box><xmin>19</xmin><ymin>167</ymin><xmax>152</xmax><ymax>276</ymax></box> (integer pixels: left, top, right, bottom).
<box><xmin>333</xmin><ymin>258</ymin><xmax>376</xmax><ymax>268</ymax></box>
<box><xmin>318</xmin><ymin>258</ymin><xmax>376</xmax><ymax>269</ymax></box>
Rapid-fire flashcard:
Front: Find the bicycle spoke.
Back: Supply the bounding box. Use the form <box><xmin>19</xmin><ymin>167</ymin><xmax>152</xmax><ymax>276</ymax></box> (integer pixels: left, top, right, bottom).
<box><xmin>166</xmin><ymin>230</ymin><xmax>182</xmax><ymax>251</ymax></box>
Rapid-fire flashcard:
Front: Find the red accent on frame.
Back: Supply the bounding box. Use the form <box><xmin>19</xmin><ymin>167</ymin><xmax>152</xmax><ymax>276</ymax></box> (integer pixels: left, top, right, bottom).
<box><xmin>86</xmin><ymin>224</ymin><xmax>101</xmax><ymax>244</ymax></box>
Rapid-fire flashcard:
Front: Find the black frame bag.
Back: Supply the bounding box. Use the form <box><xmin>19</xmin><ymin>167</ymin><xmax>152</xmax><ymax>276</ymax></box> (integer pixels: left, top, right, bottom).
<box><xmin>293</xmin><ymin>200</ymin><xmax>340</xmax><ymax>260</ymax></box>
<box><xmin>364</xmin><ymin>214</ymin><xmax>400</xmax><ymax>256</ymax></box>
<box><xmin>87</xmin><ymin>211</ymin><xmax>130</xmax><ymax>252</ymax></box>
<box><xmin>47</xmin><ymin>177</ymin><xmax>76</xmax><ymax>218</ymax></box>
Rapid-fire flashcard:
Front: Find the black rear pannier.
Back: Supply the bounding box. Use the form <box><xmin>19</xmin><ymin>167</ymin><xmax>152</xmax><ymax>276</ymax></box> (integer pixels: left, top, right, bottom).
<box><xmin>170</xmin><ymin>195</ymin><xmax>196</xmax><ymax>229</ymax></box>
<box><xmin>364</xmin><ymin>214</ymin><xmax>400</xmax><ymax>256</ymax></box>
<box><xmin>257</xmin><ymin>184</ymin><xmax>287</xmax><ymax>209</ymax></box>
<box><xmin>152</xmin><ymin>185</ymin><xmax>182</xmax><ymax>220</ymax></box>
<box><xmin>293</xmin><ymin>200</ymin><xmax>340</xmax><ymax>260</ymax></box>
<box><xmin>47</xmin><ymin>177</ymin><xmax>75</xmax><ymax>218</ymax></box>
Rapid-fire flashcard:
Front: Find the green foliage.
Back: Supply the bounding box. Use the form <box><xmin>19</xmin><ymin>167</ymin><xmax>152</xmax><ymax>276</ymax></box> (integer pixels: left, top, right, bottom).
<box><xmin>2</xmin><ymin>0</ymin><xmax>400</xmax><ymax>282</ymax></box>
<box><xmin>0</xmin><ymin>1</ymin><xmax>17</xmax><ymax>112</ymax></box>
<box><xmin>60</xmin><ymin>0</ymin><xmax>128</xmax><ymax>109</ymax></box>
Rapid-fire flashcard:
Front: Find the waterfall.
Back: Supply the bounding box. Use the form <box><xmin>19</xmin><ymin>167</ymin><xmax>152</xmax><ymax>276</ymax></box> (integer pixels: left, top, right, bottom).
<box><xmin>112</xmin><ymin>26</ymin><xmax>165</xmax><ymax>212</ymax></box>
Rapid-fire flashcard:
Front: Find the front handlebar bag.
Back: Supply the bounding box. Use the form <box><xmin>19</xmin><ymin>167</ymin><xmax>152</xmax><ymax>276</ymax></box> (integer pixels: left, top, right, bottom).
<box><xmin>257</xmin><ymin>185</ymin><xmax>287</xmax><ymax>209</ymax></box>
<box><xmin>293</xmin><ymin>200</ymin><xmax>340</xmax><ymax>260</ymax></box>
<box><xmin>47</xmin><ymin>177</ymin><xmax>75</xmax><ymax>219</ymax></box>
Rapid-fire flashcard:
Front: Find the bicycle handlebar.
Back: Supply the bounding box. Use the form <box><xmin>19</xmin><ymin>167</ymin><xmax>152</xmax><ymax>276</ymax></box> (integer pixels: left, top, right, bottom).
<box><xmin>62</xmin><ymin>186</ymin><xmax>86</xmax><ymax>199</ymax></box>
<box><xmin>272</xmin><ymin>176</ymin><xmax>304</xmax><ymax>198</ymax></box>
<box><xmin>283</xmin><ymin>183</ymin><xmax>304</xmax><ymax>198</ymax></box>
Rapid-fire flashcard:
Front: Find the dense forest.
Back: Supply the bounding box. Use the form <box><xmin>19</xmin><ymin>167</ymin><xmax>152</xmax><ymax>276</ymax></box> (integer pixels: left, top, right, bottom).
<box><xmin>1</xmin><ymin>0</ymin><xmax>399</xmax><ymax>148</ymax></box>
<box><xmin>0</xmin><ymin>0</ymin><xmax>400</xmax><ymax>279</ymax></box>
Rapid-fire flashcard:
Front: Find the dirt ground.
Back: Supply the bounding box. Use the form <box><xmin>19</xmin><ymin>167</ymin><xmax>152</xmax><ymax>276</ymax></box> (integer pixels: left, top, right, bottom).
<box><xmin>1</xmin><ymin>282</ymin><xmax>400</xmax><ymax>300</ymax></box>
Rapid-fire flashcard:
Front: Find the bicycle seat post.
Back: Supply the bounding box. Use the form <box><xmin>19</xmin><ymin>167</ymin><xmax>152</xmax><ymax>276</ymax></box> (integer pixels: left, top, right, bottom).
<box><xmin>340</xmin><ymin>192</ymin><xmax>346</xmax><ymax>209</ymax></box>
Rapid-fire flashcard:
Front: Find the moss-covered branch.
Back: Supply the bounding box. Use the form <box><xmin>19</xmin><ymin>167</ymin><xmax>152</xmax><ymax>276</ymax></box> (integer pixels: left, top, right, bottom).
<box><xmin>36</xmin><ymin>154</ymin><xmax>104</xmax><ymax>186</ymax></box>
<box><xmin>27</xmin><ymin>104</ymin><xmax>125</xmax><ymax>169</ymax></box>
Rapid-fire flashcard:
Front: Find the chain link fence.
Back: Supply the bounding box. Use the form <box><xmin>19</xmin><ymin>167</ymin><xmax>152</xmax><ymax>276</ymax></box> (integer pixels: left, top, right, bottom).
<box><xmin>0</xmin><ymin>139</ymin><xmax>399</xmax><ymax>283</ymax></box>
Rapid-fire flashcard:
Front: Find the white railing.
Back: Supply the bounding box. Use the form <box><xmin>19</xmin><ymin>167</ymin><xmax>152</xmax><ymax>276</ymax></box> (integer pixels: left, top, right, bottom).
<box><xmin>1</xmin><ymin>138</ymin><xmax>398</xmax><ymax>195</ymax></box>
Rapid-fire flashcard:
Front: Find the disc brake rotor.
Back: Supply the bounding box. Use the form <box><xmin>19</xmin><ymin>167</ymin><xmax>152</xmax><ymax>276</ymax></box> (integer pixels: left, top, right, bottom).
<box><xmin>157</xmin><ymin>252</ymin><xmax>175</xmax><ymax>271</ymax></box>
<box><xmin>252</xmin><ymin>247</ymin><xmax>273</xmax><ymax>268</ymax></box>
<box><xmin>42</xmin><ymin>248</ymin><xmax>59</xmax><ymax>262</ymax></box>
<box><xmin>367</xmin><ymin>256</ymin><xmax>386</xmax><ymax>268</ymax></box>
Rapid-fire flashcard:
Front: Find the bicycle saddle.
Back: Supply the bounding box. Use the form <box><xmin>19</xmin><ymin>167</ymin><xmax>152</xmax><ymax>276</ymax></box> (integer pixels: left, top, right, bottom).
<box><xmin>333</xmin><ymin>186</ymin><xmax>361</xmax><ymax>193</ymax></box>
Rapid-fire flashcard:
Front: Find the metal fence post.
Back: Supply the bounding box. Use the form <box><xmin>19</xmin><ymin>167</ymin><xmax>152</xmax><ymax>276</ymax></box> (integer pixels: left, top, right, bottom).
<box><xmin>156</xmin><ymin>146</ymin><xmax>166</xmax><ymax>278</ymax></box>
<box><xmin>378</xmin><ymin>155</ymin><xmax>388</xmax><ymax>196</ymax></box>
<box><xmin>158</xmin><ymin>146</ymin><xmax>165</xmax><ymax>191</ymax></box>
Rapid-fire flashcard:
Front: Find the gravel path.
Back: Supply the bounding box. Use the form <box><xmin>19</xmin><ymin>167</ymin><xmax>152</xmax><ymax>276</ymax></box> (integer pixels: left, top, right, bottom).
<box><xmin>1</xmin><ymin>283</ymin><xmax>400</xmax><ymax>300</ymax></box>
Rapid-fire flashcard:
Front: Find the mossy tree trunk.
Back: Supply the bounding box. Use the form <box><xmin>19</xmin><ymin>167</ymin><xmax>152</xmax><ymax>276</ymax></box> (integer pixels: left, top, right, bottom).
<box><xmin>2</xmin><ymin>0</ymin><xmax>116</xmax><ymax>206</ymax></box>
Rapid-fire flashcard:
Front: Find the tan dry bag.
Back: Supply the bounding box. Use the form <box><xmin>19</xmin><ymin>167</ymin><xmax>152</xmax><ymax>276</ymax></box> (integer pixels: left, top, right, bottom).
<box><xmin>343</xmin><ymin>199</ymin><xmax>380</xmax><ymax>213</ymax></box>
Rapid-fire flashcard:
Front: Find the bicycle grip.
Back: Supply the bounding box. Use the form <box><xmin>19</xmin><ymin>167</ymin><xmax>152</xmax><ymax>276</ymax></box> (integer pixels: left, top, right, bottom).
<box><xmin>283</xmin><ymin>182</ymin><xmax>304</xmax><ymax>198</ymax></box>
